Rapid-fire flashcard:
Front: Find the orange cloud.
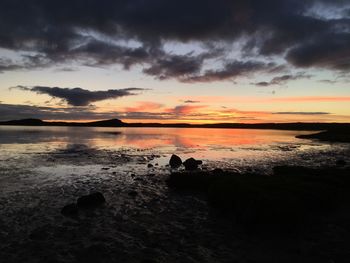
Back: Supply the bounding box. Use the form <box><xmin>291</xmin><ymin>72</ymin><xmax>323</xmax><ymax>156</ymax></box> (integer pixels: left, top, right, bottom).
<box><xmin>122</xmin><ymin>101</ymin><xmax>164</xmax><ymax>112</ymax></box>
<box><xmin>166</xmin><ymin>104</ymin><xmax>207</xmax><ymax>115</ymax></box>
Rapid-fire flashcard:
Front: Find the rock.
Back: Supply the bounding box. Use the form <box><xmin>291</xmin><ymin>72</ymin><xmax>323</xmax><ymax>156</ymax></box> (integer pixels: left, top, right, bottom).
<box><xmin>77</xmin><ymin>192</ymin><xmax>106</xmax><ymax>208</ymax></box>
<box><xmin>336</xmin><ymin>159</ymin><xmax>346</xmax><ymax>166</ymax></box>
<box><xmin>128</xmin><ymin>190</ymin><xmax>138</xmax><ymax>197</ymax></box>
<box><xmin>169</xmin><ymin>154</ymin><xmax>182</xmax><ymax>168</ymax></box>
<box><xmin>183</xmin><ymin>157</ymin><xmax>202</xmax><ymax>170</ymax></box>
<box><xmin>147</xmin><ymin>163</ymin><xmax>154</xmax><ymax>168</ymax></box>
<box><xmin>212</xmin><ymin>168</ymin><xmax>224</xmax><ymax>174</ymax></box>
<box><xmin>196</xmin><ymin>160</ymin><xmax>203</xmax><ymax>165</ymax></box>
<box><xmin>61</xmin><ymin>203</ymin><xmax>78</xmax><ymax>216</ymax></box>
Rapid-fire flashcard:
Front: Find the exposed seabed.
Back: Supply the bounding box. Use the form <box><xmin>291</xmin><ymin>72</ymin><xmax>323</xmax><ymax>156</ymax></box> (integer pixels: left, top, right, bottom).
<box><xmin>0</xmin><ymin>141</ymin><xmax>350</xmax><ymax>262</ymax></box>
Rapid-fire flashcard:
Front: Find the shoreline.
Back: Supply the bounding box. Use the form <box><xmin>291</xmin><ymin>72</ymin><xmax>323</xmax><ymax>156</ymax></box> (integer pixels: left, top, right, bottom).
<box><xmin>1</xmin><ymin>118</ymin><xmax>350</xmax><ymax>132</ymax></box>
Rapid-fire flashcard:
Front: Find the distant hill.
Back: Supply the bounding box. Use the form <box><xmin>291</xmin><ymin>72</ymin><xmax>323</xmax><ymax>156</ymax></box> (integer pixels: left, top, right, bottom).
<box><xmin>0</xmin><ymin>119</ymin><xmax>45</xmax><ymax>126</ymax></box>
<box><xmin>0</xmin><ymin>118</ymin><xmax>126</xmax><ymax>127</ymax></box>
<box><xmin>0</xmin><ymin>118</ymin><xmax>350</xmax><ymax>131</ymax></box>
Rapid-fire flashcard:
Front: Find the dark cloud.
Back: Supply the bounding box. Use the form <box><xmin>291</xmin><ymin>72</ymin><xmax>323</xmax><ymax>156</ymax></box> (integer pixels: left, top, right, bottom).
<box><xmin>143</xmin><ymin>54</ymin><xmax>203</xmax><ymax>80</ymax></box>
<box><xmin>143</xmin><ymin>49</ymin><xmax>224</xmax><ymax>80</ymax></box>
<box><xmin>273</xmin><ymin>112</ymin><xmax>331</xmax><ymax>115</ymax></box>
<box><xmin>254</xmin><ymin>73</ymin><xmax>312</xmax><ymax>86</ymax></box>
<box><xmin>0</xmin><ymin>103</ymin><xmax>115</xmax><ymax>121</ymax></box>
<box><xmin>286</xmin><ymin>32</ymin><xmax>350</xmax><ymax>70</ymax></box>
<box><xmin>0</xmin><ymin>56</ymin><xmax>50</xmax><ymax>73</ymax></box>
<box><xmin>12</xmin><ymin>86</ymin><xmax>145</xmax><ymax>106</ymax></box>
<box><xmin>0</xmin><ymin>0</ymin><xmax>349</xmax><ymax>80</ymax></box>
<box><xmin>183</xmin><ymin>61</ymin><xmax>278</xmax><ymax>83</ymax></box>
<box><xmin>0</xmin><ymin>58</ymin><xmax>21</xmax><ymax>72</ymax></box>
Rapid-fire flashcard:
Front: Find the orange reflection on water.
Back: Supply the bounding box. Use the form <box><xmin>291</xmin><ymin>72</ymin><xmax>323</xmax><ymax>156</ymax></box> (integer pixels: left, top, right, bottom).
<box><xmin>0</xmin><ymin>126</ymin><xmax>315</xmax><ymax>162</ymax></box>
<box><xmin>0</xmin><ymin>126</ymin><xmax>310</xmax><ymax>155</ymax></box>
<box><xmin>90</xmin><ymin>127</ymin><xmax>306</xmax><ymax>150</ymax></box>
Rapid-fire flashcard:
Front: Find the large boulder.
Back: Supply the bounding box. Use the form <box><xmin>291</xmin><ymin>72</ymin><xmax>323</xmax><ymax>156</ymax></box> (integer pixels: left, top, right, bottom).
<box><xmin>169</xmin><ymin>154</ymin><xmax>182</xmax><ymax>168</ymax></box>
<box><xmin>77</xmin><ymin>192</ymin><xmax>106</xmax><ymax>208</ymax></box>
<box><xmin>61</xmin><ymin>203</ymin><xmax>78</xmax><ymax>217</ymax></box>
<box><xmin>183</xmin><ymin>158</ymin><xmax>202</xmax><ymax>170</ymax></box>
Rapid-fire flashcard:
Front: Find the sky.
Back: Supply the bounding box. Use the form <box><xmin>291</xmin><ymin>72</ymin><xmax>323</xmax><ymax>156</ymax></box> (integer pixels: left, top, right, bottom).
<box><xmin>0</xmin><ymin>0</ymin><xmax>349</xmax><ymax>123</ymax></box>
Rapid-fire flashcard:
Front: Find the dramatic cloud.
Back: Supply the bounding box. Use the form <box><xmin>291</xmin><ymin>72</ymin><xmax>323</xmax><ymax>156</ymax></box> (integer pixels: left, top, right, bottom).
<box><xmin>254</xmin><ymin>73</ymin><xmax>312</xmax><ymax>86</ymax></box>
<box><xmin>0</xmin><ymin>0</ymin><xmax>348</xmax><ymax>81</ymax></box>
<box><xmin>12</xmin><ymin>86</ymin><xmax>145</xmax><ymax>106</ymax></box>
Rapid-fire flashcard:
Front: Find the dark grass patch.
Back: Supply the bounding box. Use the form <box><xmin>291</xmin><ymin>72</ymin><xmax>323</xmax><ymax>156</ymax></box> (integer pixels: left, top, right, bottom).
<box><xmin>296</xmin><ymin>128</ymin><xmax>350</xmax><ymax>143</ymax></box>
<box><xmin>167</xmin><ymin>167</ymin><xmax>350</xmax><ymax>231</ymax></box>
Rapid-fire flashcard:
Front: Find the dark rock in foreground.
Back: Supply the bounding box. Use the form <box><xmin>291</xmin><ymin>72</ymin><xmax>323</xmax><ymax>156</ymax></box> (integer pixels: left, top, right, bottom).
<box><xmin>183</xmin><ymin>157</ymin><xmax>202</xmax><ymax>170</ymax></box>
<box><xmin>169</xmin><ymin>154</ymin><xmax>182</xmax><ymax>168</ymax></box>
<box><xmin>336</xmin><ymin>159</ymin><xmax>347</xmax><ymax>166</ymax></box>
<box><xmin>77</xmin><ymin>192</ymin><xmax>106</xmax><ymax>208</ymax></box>
<box><xmin>61</xmin><ymin>203</ymin><xmax>78</xmax><ymax>216</ymax></box>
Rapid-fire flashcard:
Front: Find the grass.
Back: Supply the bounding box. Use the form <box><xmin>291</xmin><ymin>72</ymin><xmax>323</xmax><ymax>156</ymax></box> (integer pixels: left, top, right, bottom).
<box><xmin>167</xmin><ymin>166</ymin><xmax>350</xmax><ymax>230</ymax></box>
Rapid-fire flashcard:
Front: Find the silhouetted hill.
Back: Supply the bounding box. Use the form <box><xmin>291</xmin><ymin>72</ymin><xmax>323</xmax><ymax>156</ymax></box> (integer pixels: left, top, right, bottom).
<box><xmin>0</xmin><ymin>119</ymin><xmax>45</xmax><ymax>126</ymax></box>
<box><xmin>1</xmin><ymin>118</ymin><xmax>350</xmax><ymax>132</ymax></box>
<box><xmin>84</xmin><ymin>119</ymin><xmax>125</xmax><ymax>127</ymax></box>
<box><xmin>0</xmin><ymin>118</ymin><xmax>126</xmax><ymax>127</ymax></box>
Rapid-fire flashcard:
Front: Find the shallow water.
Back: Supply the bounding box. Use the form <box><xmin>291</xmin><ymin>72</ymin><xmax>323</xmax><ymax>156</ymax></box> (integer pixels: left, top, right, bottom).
<box><xmin>1</xmin><ymin>125</ymin><xmax>349</xmax><ymax>198</ymax></box>
<box><xmin>0</xmin><ymin>126</ymin><xmax>349</xmax><ymax>171</ymax></box>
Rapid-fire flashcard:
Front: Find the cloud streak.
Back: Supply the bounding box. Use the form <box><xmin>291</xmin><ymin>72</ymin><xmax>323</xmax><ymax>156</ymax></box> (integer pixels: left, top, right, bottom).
<box><xmin>273</xmin><ymin>111</ymin><xmax>330</xmax><ymax>115</ymax></box>
<box><xmin>254</xmin><ymin>73</ymin><xmax>312</xmax><ymax>86</ymax></box>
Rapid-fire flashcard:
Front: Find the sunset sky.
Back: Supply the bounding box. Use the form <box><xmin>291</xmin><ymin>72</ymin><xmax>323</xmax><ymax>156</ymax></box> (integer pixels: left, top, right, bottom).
<box><xmin>0</xmin><ymin>0</ymin><xmax>349</xmax><ymax>123</ymax></box>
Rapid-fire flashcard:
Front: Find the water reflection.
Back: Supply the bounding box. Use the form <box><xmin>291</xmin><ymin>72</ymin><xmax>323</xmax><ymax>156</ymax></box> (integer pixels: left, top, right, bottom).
<box><xmin>0</xmin><ymin>126</ymin><xmax>311</xmax><ymax>148</ymax></box>
<box><xmin>1</xmin><ymin>125</ymin><xmax>349</xmax><ymax>175</ymax></box>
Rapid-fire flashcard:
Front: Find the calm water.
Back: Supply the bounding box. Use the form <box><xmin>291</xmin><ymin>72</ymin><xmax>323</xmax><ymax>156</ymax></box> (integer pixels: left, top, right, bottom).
<box><xmin>0</xmin><ymin>126</ymin><xmax>349</xmax><ymax>173</ymax></box>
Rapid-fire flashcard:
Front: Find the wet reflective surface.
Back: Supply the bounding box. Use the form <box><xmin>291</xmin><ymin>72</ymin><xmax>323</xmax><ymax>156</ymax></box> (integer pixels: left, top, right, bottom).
<box><xmin>1</xmin><ymin>126</ymin><xmax>350</xmax><ymax>262</ymax></box>
<box><xmin>1</xmin><ymin>126</ymin><xmax>349</xmax><ymax>171</ymax></box>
